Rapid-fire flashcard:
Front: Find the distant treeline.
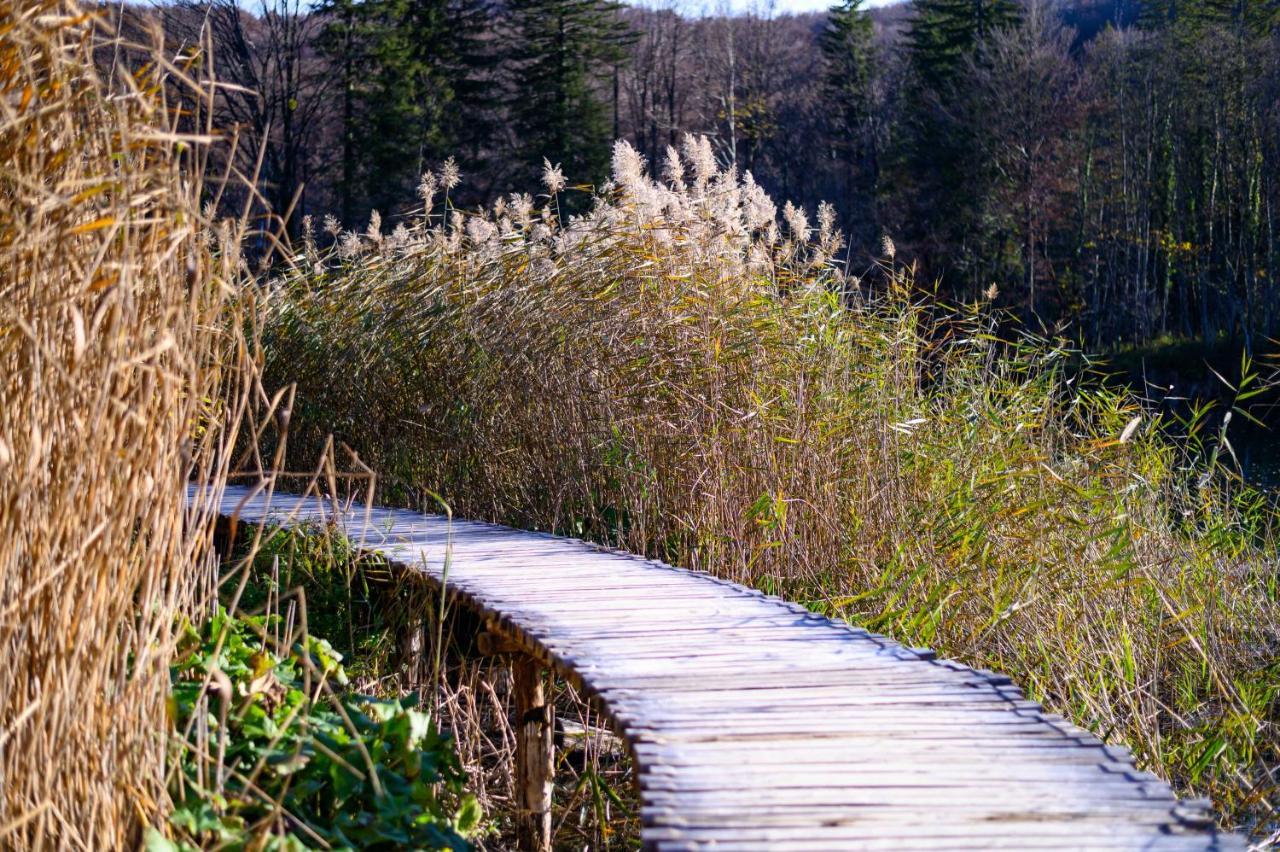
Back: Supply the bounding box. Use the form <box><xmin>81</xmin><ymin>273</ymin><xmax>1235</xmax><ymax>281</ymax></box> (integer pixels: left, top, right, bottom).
<box><xmin>126</xmin><ymin>0</ymin><xmax>1280</xmax><ymax>347</ymax></box>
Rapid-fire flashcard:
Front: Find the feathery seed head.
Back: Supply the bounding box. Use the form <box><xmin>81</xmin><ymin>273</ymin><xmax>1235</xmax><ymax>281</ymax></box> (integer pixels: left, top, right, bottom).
<box><xmin>439</xmin><ymin>157</ymin><xmax>461</xmax><ymax>192</ymax></box>
<box><xmin>818</xmin><ymin>202</ymin><xmax>836</xmax><ymax>245</ymax></box>
<box><xmin>389</xmin><ymin>222</ymin><xmax>411</xmax><ymax>249</ymax></box>
<box><xmin>338</xmin><ymin>231</ymin><xmax>363</xmax><ymax>259</ymax></box>
<box><xmin>542</xmin><ymin>159</ymin><xmax>567</xmax><ymax>195</ymax></box>
<box><xmin>663</xmin><ymin>145</ymin><xmax>685</xmax><ymax>189</ymax></box>
<box><xmin>682</xmin><ymin>134</ymin><xmax>716</xmax><ymax>188</ymax></box>
<box><xmin>510</xmin><ymin>193</ymin><xmax>535</xmax><ymax>228</ymax></box>
<box><xmin>784</xmin><ymin>201</ymin><xmax>810</xmax><ymax>242</ymax></box>
<box><xmin>817</xmin><ymin>202</ymin><xmax>843</xmax><ymax>256</ymax></box>
<box><xmin>612</xmin><ymin>140</ymin><xmax>647</xmax><ymax>195</ymax></box>
<box><xmin>465</xmin><ymin>215</ymin><xmax>496</xmax><ymax>246</ymax></box>
<box><xmin>742</xmin><ymin>172</ymin><xmax>776</xmax><ymax>232</ymax></box>
<box><xmin>418</xmin><ymin>172</ymin><xmax>437</xmax><ymax>210</ymax></box>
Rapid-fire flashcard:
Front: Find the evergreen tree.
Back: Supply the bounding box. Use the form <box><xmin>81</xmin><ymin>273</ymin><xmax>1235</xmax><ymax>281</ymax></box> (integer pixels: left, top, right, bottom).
<box><xmin>906</xmin><ymin>0</ymin><xmax>1021</xmax><ymax>92</ymax></box>
<box><xmin>819</xmin><ymin>0</ymin><xmax>879</xmax><ymax>246</ymax></box>
<box><xmin>891</xmin><ymin>0</ymin><xmax>1021</xmax><ymax>294</ymax></box>
<box><xmin>315</xmin><ymin>0</ymin><xmax>374</xmax><ymax>224</ymax></box>
<box><xmin>1137</xmin><ymin>0</ymin><xmax>1278</xmax><ymax>32</ymax></box>
<box><xmin>364</xmin><ymin>0</ymin><xmax>456</xmax><ymax>207</ymax></box>
<box><xmin>445</xmin><ymin>0</ymin><xmax>505</xmax><ymax>196</ymax></box>
<box><xmin>505</xmin><ymin>0</ymin><xmax>633</xmax><ymax>192</ymax></box>
<box><xmin>317</xmin><ymin>0</ymin><xmax>491</xmax><ymax>220</ymax></box>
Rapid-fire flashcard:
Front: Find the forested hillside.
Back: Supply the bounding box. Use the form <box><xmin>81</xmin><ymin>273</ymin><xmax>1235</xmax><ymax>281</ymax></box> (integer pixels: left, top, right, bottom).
<box><xmin>134</xmin><ymin>0</ymin><xmax>1280</xmax><ymax>347</ymax></box>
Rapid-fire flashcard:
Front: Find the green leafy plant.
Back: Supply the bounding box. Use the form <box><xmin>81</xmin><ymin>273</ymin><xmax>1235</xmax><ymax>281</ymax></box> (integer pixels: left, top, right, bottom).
<box><xmin>155</xmin><ymin>607</ymin><xmax>481</xmax><ymax>851</ymax></box>
<box><xmin>234</xmin><ymin>522</ymin><xmax>414</xmax><ymax>686</ymax></box>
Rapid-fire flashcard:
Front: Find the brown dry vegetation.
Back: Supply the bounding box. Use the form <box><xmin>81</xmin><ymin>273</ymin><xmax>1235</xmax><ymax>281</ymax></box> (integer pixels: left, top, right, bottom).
<box><xmin>261</xmin><ymin>142</ymin><xmax>1280</xmax><ymax>830</ymax></box>
<box><xmin>3</xmin><ymin>0</ymin><xmax>1279</xmax><ymax>844</ymax></box>
<box><xmin>0</xmin><ymin>5</ymin><xmax>253</xmax><ymax>846</ymax></box>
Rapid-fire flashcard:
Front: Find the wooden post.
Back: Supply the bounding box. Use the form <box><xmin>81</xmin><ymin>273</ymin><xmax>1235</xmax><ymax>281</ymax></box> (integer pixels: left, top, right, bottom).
<box><xmin>513</xmin><ymin>656</ymin><xmax>553</xmax><ymax>852</ymax></box>
<box><xmin>398</xmin><ymin>615</ymin><xmax>427</xmax><ymax>689</ymax></box>
<box><xmin>211</xmin><ymin>515</ymin><xmax>235</xmax><ymax>561</ymax></box>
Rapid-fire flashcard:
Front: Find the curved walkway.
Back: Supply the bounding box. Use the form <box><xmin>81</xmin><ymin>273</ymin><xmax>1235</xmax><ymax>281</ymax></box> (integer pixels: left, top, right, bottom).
<box><xmin>199</xmin><ymin>484</ymin><xmax>1243</xmax><ymax>851</ymax></box>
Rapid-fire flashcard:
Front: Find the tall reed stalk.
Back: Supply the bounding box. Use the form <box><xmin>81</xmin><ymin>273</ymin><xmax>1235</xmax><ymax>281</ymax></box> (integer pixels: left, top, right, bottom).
<box><xmin>0</xmin><ymin>5</ymin><xmax>252</xmax><ymax>846</ymax></box>
<box><xmin>261</xmin><ymin>139</ymin><xmax>1279</xmax><ymax>828</ymax></box>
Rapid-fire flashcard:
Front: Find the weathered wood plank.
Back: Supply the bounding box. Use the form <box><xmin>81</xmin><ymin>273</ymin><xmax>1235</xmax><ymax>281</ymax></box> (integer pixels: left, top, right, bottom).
<box><xmin>199</xmin><ymin>485</ymin><xmax>1244</xmax><ymax>851</ymax></box>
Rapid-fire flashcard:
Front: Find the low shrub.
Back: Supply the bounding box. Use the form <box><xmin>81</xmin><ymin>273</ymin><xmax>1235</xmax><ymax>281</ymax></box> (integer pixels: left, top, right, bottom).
<box><xmin>156</xmin><ymin>607</ymin><xmax>481</xmax><ymax>851</ymax></box>
<box><xmin>233</xmin><ymin>523</ymin><xmax>417</xmax><ymax>688</ymax></box>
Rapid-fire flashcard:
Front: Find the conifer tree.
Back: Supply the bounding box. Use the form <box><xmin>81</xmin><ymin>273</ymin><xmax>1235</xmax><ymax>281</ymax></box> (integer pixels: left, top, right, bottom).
<box><xmin>317</xmin><ymin>0</ymin><xmax>491</xmax><ymax>219</ymax></box>
<box><xmin>906</xmin><ymin>0</ymin><xmax>1021</xmax><ymax>92</ymax></box>
<box><xmin>892</xmin><ymin>0</ymin><xmax>1020</xmax><ymax>293</ymax></box>
<box><xmin>316</xmin><ymin>0</ymin><xmax>378</xmax><ymax>222</ymax></box>
<box><xmin>819</xmin><ymin>0</ymin><xmax>878</xmax><ymax>244</ymax></box>
<box><xmin>1137</xmin><ymin>0</ymin><xmax>1277</xmax><ymax>35</ymax></box>
<box><xmin>505</xmin><ymin>0</ymin><xmax>633</xmax><ymax>191</ymax></box>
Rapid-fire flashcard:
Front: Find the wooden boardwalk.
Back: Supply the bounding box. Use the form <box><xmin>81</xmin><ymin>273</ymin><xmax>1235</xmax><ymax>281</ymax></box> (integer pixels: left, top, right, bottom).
<box><xmin>199</xmin><ymin>484</ymin><xmax>1244</xmax><ymax>851</ymax></box>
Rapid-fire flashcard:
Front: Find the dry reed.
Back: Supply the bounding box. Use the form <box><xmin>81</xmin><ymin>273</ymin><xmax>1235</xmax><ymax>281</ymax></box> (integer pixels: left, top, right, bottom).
<box><xmin>0</xmin><ymin>4</ymin><xmax>253</xmax><ymax>846</ymax></box>
<box><xmin>261</xmin><ymin>139</ymin><xmax>1280</xmax><ymax>830</ymax></box>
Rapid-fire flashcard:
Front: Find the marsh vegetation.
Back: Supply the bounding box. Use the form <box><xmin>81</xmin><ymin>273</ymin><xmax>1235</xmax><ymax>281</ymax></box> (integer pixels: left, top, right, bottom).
<box><xmin>260</xmin><ymin>143</ymin><xmax>1280</xmax><ymax>830</ymax></box>
<box><xmin>3</xmin><ymin>0</ymin><xmax>1279</xmax><ymax>847</ymax></box>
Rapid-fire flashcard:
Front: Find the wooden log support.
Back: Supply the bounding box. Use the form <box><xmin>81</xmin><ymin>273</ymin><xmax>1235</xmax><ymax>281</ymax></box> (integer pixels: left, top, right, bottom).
<box><xmin>398</xmin><ymin>616</ymin><xmax>428</xmax><ymax>687</ymax></box>
<box><xmin>513</xmin><ymin>656</ymin><xmax>553</xmax><ymax>852</ymax></box>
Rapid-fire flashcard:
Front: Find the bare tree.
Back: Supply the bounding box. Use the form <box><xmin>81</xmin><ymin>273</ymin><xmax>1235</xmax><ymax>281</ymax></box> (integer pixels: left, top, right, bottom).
<box><xmin>958</xmin><ymin>1</ymin><xmax>1088</xmax><ymax>320</ymax></box>
<box><xmin>620</xmin><ymin>4</ymin><xmax>693</xmax><ymax>166</ymax></box>
<box><xmin>168</xmin><ymin>0</ymin><xmax>336</xmax><ymax>237</ymax></box>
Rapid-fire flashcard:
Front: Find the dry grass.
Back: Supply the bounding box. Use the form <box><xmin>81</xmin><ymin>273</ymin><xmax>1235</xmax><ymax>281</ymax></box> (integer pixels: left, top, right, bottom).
<box><xmin>0</xmin><ymin>5</ymin><xmax>253</xmax><ymax>846</ymax></box>
<box><xmin>260</xmin><ymin>139</ymin><xmax>1280</xmax><ymax>830</ymax></box>
<box><xmin>432</xmin><ymin>644</ymin><xmax>639</xmax><ymax>849</ymax></box>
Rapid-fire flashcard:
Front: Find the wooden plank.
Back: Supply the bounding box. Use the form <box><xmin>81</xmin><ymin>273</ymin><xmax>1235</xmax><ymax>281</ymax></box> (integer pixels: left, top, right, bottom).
<box><xmin>637</xmin><ymin>784</ymin><xmax>1180</xmax><ymax>806</ymax></box>
<box><xmin>629</xmin><ymin>738</ymin><xmax>1109</xmax><ymax>757</ymax></box>
<box><xmin>636</xmin><ymin>763</ymin><xmax>1145</xmax><ymax>786</ymax></box>
<box><xmin>200</xmin><ymin>486</ymin><xmax>1244</xmax><ymax>852</ymax></box>
<box><xmin>646</xmin><ymin>829</ymin><xmax>1227</xmax><ymax>851</ymax></box>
